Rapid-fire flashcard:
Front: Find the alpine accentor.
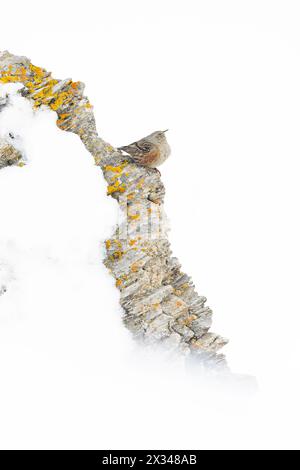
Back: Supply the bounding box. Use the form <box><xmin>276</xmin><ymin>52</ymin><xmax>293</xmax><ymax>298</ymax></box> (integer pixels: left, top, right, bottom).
<box><xmin>118</xmin><ymin>130</ymin><xmax>170</xmax><ymax>168</ymax></box>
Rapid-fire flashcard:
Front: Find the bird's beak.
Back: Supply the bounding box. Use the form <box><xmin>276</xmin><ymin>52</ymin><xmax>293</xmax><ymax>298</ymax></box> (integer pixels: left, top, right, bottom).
<box><xmin>162</xmin><ymin>129</ymin><xmax>169</xmax><ymax>133</ymax></box>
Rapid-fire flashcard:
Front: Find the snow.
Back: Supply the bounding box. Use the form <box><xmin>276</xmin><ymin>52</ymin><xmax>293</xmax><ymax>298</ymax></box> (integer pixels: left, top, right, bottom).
<box><xmin>0</xmin><ymin>85</ymin><xmax>256</xmax><ymax>450</ymax></box>
<box><xmin>2</xmin><ymin>1</ymin><xmax>300</xmax><ymax>449</ymax></box>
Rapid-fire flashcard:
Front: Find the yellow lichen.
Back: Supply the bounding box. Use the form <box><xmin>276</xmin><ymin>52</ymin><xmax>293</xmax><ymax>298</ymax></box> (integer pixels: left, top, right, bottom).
<box><xmin>111</xmin><ymin>239</ymin><xmax>122</xmax><ymax>249</ymax></box>
<box><xmin>112</xmin><ymin>250</ymin><xmax>123</xmax><ymax>260</ymax></box>
<box><xmin>137</xmin><ymin>179</ymin><xmax>144</xmax><ymax>189</ymax></box>
<box><xmin>117</xmin><ymin>241</ymin><xmax>123</xmax><ymax>249</ymax></box>
<box><xmin>71</xmin><ymin>81</ymin><xmax>80</xmax><ymax>90</ymax></box>
<box><xmin>129</xmin><ymin>213</ymin><xmax>140</xmax><ymax>221</ymax></box>
<box><xmin>105</xmin><ymin>162</ymin><xmax>127</xmax><ymax>174</ymax></box>
<box><xmin>107</xmin><ymin>180</ymin><xmax>126</xmax><ymax>195</ymax></box>
<box><xmin>29</xmin><ymin>64</ymin><xmax>46</xmax><ymax>78</ymax></box>
<box><xmin>50</xmin><ymin>92</ymin><xmax>71</xmax><ymax>111</ymax></box>
<box><xmin>0</xmin><ymin>63</ymin><xmax>81</xmax><ymax>114</ymax></box>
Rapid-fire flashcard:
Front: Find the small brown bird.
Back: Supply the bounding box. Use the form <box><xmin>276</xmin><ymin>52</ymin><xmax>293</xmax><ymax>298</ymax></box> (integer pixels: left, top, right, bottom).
<box><xmin>118</xmin><ymin>130</ymin><xmax>170</xmax><ymax>168</ymax></box>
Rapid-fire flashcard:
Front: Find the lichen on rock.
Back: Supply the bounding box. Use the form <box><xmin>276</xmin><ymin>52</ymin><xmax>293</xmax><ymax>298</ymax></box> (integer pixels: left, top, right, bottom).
<box><xmin>0</xmin><ymin>50</ymin><xmax>228</xmax><ymax>368</ymax></box>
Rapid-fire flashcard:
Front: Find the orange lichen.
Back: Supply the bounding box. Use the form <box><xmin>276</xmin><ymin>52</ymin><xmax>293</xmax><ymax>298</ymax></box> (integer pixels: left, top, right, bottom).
<box><xmin>130</xmin><ymin>263</ymin><xmax>140</xmax><ymax>273</ymax></box>
<box><xmin>112</xmin><ymin>239</ymin><xmax>123</xmax><ymax>249</ymax></box>
<box><xmin>71</xmin><ymin>81</ymin><xmax>79</xmax><ymax>90</ymax></box>
<box><xmin>181</xmin><ymin>315</ymin><xmax>197</xmax><ymax>327</ymax></box>
<box><xmin>116</xmin><ymin>273</ymin><xmax>129</xmax><ymax>287</ymax></box>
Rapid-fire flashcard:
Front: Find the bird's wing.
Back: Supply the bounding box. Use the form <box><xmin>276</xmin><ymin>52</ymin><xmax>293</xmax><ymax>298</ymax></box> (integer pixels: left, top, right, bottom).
<box><xmin>136</xmin><ymin>139</ymin><xmax>152</xmax><ymax>153</ymax></box>
<box><xmin>117</xmin><ymin>143</ymin><xmax>141</xmax><ymax>158</ymax></box>
<box><xmin>118</xmin><ymin>139</ymin><xmax>152</xmax><ymax>156</ymax></box>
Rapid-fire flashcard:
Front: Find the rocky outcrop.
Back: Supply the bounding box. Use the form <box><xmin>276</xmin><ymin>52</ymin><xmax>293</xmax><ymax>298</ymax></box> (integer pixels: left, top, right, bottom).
<box><xmin>0</xmin><ymin>137</ymin><xmax>22</xmax><ymax>169</ymax></box>
<box><xmin>0</xmin><ymin>51</ymin><xmax>228</xmax><ymax>367</ymax></box>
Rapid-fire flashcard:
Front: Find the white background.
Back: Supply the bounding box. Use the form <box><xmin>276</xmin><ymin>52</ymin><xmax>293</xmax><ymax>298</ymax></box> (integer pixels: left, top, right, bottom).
<box><xmin>1</xmin><ymin>0</ymin><xmax>300</xmax><ymax>450</ymax></box>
